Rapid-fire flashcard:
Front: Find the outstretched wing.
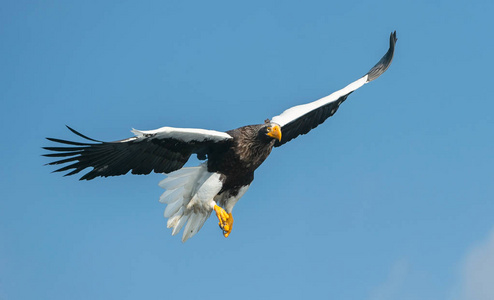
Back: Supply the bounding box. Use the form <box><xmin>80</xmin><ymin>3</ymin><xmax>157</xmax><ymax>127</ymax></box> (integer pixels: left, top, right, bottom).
<box><xmin>272</xmin><ymin>31</ymin><xmax>397</xmax><ymax>147</ymax></box>
<box><xmin>44</xmin><ymin>126</ymin><xmax>232</xmax><ymax>180</ymax></box>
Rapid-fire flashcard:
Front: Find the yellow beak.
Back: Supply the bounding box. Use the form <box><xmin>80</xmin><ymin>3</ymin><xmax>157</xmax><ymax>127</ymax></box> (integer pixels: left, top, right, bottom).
<box><xmin>267</xmin><ymin>124</ymin><xmax>282</xmax><ymax>142</ymax></box>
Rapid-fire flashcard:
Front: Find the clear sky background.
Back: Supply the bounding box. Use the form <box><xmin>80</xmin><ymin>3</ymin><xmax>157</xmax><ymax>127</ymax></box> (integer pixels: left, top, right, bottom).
<box><xmin>1</xmin><ymin>1</ymin><xmax>494</xmax><ymax>299</ymax></box>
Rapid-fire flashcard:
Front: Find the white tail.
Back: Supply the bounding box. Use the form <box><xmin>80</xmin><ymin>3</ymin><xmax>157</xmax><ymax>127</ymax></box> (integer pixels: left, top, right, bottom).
<box><xmin>159</xmin><ymin>163</ymin><xmax>223</xmax><ymax>242</ymax></box>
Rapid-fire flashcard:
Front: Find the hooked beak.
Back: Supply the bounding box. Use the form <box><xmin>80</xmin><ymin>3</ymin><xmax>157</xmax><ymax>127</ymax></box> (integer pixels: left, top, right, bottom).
<box><xmin>267</xmin><ymin>124</ymin><xmax>282</xmax><ymax>142</ymax></box>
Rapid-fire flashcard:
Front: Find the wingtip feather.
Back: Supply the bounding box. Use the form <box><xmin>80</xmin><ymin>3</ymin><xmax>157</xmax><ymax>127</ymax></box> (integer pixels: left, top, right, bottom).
<box><xmin>65</xmin><ymin>125</ymin><xmax>103</xmax><ymax>142</ymax></box>
<box><xmin>365</xmin><ymin>31</ymin><xmax>397</xmax><ymax>82</ymax></box>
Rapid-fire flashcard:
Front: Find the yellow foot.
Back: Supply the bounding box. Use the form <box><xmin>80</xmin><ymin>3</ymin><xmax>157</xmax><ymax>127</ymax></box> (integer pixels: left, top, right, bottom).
<box><xmin>213</xmin><ymin>205</ymin><xmax>234</xmax><ymax>238</ymax></box>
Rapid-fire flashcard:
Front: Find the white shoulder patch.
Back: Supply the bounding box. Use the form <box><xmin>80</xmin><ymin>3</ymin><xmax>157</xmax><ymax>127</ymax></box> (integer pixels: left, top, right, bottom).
<box><xmin>131</xmin><ymin>127</ymin><xmax>232</xmax><ymax>143</ymax></box>
<box><xmin>271</xmin><ymin>75</ymin><xmax>369</xmax><ymax>127</ymax></box>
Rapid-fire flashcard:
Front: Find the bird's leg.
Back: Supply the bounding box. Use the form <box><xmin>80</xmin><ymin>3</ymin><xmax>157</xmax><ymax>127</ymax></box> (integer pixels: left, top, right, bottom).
<box><xmin>213</xmin><ymin>205</ymin><xmax>234</xmax><ymax>238</ymax></box>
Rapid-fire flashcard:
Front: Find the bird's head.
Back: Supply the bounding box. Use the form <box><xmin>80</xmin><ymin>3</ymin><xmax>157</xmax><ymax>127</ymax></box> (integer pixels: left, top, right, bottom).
<box><xmin>263</xmin><ymin>122</ymin><xmax>282</xmax><ymax>142</ymax></box>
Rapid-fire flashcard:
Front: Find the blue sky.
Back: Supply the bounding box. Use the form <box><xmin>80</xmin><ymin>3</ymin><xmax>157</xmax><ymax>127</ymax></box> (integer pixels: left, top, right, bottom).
<box><xmin>1</xmin><ymin>1</ymin><xmax>494</xmax><ymax>299</ymax></box>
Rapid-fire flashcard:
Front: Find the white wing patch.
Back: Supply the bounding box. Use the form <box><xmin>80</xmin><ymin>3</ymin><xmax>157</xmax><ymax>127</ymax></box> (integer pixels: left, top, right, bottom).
<box><xmin>132</xmin><ymin>127</ymin><xmax>232</xmax><ymax>143</ymax></box>
<box><xmin>159</xmin><ymin>163</ymin><xmax>224</xmax><ymax>242</ymax></box>
<box><xmin>271</xmin><ymin>75</ymin><xmax>369</xmax><ymax>127</ymax></box>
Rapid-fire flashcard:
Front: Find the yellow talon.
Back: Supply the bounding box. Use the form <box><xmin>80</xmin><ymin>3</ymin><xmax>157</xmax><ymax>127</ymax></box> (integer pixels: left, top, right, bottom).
<box><xmin>213</xmin><ymin>205</ymin><xmax>234</xmax><ymax>238</ymax></box>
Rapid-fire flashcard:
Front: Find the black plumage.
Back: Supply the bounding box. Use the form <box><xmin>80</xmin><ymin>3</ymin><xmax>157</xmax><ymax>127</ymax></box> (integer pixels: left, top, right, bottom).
<box><xmin>44</xmin><ymin>32</ymin><xmax>397</xmax><ymax>241</ymax></box>
<box><xmin>45</xmin><ymin>32</ymin><xmax>396</xmax><ymax>182</ymax></box>
<box><xmin>274</xmin><ymin>31</ymin><xmax>397</xmax><ymax>147</ymax></box>
<box><xmin>44</xmin><ymin>126</ymin><xmax>232</xmax><ymax>180</ymax></box>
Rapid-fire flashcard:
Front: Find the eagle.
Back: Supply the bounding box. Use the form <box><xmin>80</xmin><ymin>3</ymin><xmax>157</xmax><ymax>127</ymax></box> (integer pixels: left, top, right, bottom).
<box><xmin>44</xmin><ymin>32</ymin><xmax>397</xmax><ymax>242</ymax></box>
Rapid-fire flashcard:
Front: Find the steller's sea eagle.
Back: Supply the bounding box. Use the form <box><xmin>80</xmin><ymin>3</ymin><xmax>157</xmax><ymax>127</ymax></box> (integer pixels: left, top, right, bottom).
<box><xmin>44</xmin><ymin>32</ymin><xmax>397</xmax><ymax>242</ymax></box>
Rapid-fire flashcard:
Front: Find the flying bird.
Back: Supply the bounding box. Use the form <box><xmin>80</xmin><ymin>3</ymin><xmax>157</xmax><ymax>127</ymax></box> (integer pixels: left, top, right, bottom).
<box><xmin>44</xmin><ymin>32</ymin><xmax>397</xmax><ymax>242</ymax></box>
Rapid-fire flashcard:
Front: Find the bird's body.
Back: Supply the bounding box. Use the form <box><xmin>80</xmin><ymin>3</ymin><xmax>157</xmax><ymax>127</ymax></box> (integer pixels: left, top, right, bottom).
<box><xmin>212</xmin><ymin>124</ymin><xmax>277</xmax><ymax>209</ymax></box>
<box><xmin>44</xmin><ymin>32</ymin><xmax>397</xmax><ymax>242</ymax></box>
<box><xmin>212</xmin><ymin>124</ymin><xmax>275</xmax><ymax>186</ymax></box>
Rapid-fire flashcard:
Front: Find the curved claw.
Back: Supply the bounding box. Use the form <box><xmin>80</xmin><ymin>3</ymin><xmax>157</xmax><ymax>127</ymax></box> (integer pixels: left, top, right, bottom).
<box><xmin>214</xmin><ymin>205</ymin><xmax>234</xmax><ymax>238</ymax></box>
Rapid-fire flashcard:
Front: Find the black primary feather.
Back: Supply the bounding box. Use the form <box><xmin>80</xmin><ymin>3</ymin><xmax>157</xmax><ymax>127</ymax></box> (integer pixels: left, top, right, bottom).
<box><xmin>44</xmin><ymin>127</ymin><xmax>230</xmax><ymax>180</ymax></box>
<box><xmin>274</xmin><ymin>31</ymin><xmax>397</xmax><ymax>147</ymax></box>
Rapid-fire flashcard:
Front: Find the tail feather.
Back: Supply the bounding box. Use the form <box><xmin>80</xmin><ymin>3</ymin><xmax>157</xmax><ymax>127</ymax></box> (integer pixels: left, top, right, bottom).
<box><xmin>183</xmin><ymin>212</ymin><xmax>209</xmax><ymax>242</ymax></box>
<box><xmin>172</xmin><ymin>214</ymin><xmax>189</xmax><ymax>236</ymax></box>
<box><xmin>159</xmin><ymin>187</ymin><xmax>185</xmax><ymax>204</ymax></box>
<box><xmin>158</xmin><ymin>175</ymin><xmax>191</xmax><ymax>190</ymax></box>
<box><xmin>167</xmin><ymin>207</ymin><xmax>184</xmax><ymax>228</ymax></box>
<box><xmin>160</xmin><ymin>163</ymin><xmax>218</xmax><ymax>242</ymax></box>
<box><xmin>162</xmin><ymin>166</ymin><xmax>201</xmax><ymax>178</ymax></box>
<box><xmin>163</xmin><ymin>197</ymin><xmax>184</xmax><ymax>218</ymax></box>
